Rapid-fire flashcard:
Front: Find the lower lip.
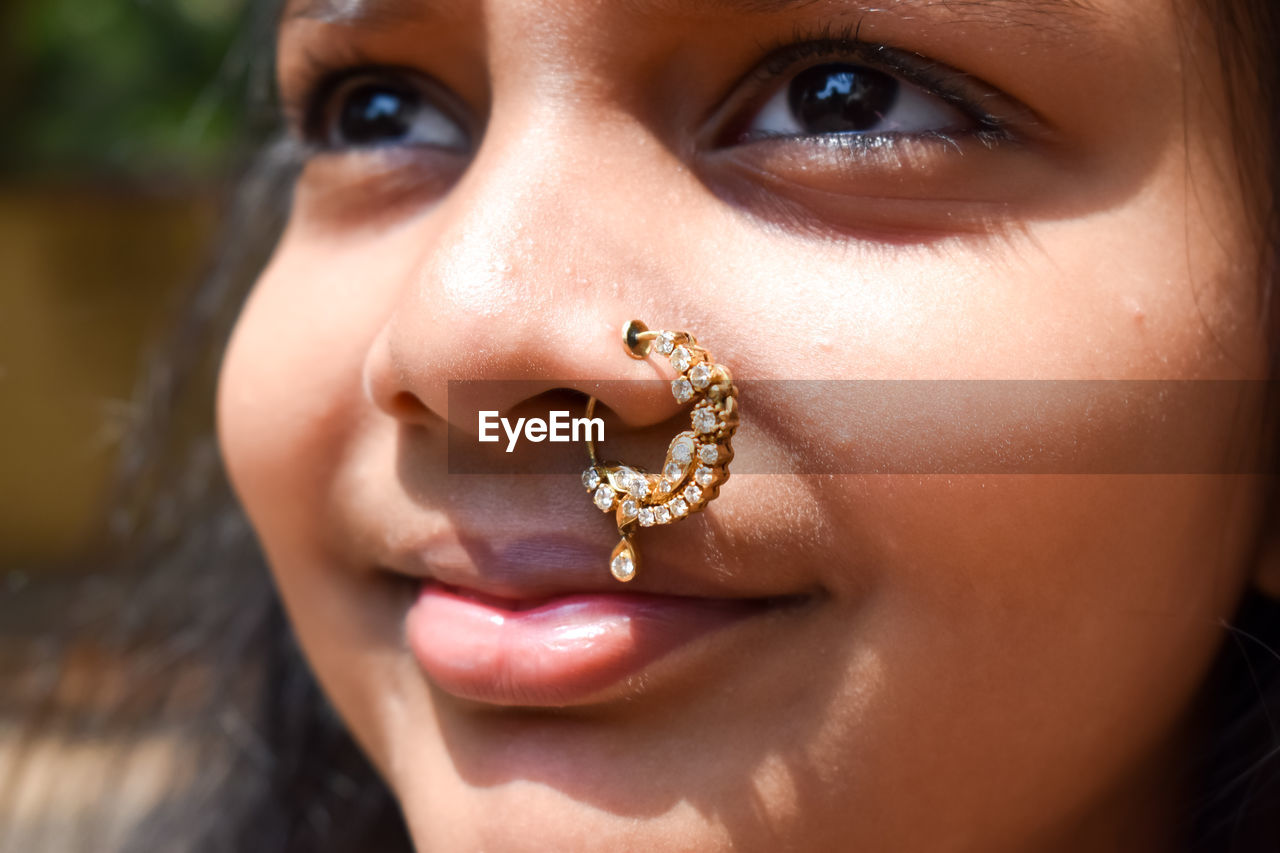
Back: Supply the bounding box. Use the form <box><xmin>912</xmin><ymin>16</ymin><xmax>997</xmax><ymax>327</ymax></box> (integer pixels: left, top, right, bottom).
<box><xmin>406</xmin><ymin>582</ymin><xmax>762</xmax><ymax>707</ymax></box>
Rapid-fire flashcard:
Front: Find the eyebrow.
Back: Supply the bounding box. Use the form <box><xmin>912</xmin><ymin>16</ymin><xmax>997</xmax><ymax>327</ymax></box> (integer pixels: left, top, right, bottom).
<box><xmin>286</xmin><ymin>0</ymin><xmax>1101</xmax><ymax>26</ymax></box>
<box><xmin>288</xmin><ymin>0</ymin><xmax>422</xmax><ymax>25</ymax></box>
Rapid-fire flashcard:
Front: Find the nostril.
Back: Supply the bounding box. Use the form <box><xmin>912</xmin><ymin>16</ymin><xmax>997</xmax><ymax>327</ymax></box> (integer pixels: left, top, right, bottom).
<box><xmin>389</xmin><ymin>391</ymin><xmax>432</xmax><ymax>422</ymax></box>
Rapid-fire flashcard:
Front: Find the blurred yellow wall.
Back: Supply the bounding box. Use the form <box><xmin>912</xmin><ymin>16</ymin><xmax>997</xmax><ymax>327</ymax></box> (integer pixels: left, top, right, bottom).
<box><xmin>0</xmin><ymin>189</ymin><xmax>216</xmax><ymax>567</ymax></box>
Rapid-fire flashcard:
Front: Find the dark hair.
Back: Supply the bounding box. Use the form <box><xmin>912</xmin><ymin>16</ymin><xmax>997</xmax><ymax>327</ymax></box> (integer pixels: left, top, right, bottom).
<box><xmin>8</xmin><ymin>1</ymin><xmax>1280</xmax><ymax>850</ymax></box>
<box><xmin>1182</xmin><ymin>0</ymin><xmax>1280</xmax><ymax>845</ymax></box>
<box><xmin>2</xmin><ymin>2</ymin><xmax>410</xmax><ymax>848</ymax></box>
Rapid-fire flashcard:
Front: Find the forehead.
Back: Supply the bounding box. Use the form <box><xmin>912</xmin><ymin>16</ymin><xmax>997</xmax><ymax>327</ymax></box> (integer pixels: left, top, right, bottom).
<box><xmin>283</xmin><ymin>0</ymin><xmax>1109</xmax><ymax>28</ymax></box>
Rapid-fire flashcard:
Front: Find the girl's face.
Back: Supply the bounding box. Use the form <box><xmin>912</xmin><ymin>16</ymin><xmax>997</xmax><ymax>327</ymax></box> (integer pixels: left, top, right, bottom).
<box><xmin>219</xmin><ymin>0</ymin><xmax>1274</xmax><ymax>849</ymax></box>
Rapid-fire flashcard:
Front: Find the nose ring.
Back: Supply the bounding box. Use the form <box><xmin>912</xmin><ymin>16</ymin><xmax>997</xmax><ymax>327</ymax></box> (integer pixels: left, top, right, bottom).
<box><xmin>581</xmin><ymin>320</ymin><xmax>739</xmax><ymax>582</ymax></box>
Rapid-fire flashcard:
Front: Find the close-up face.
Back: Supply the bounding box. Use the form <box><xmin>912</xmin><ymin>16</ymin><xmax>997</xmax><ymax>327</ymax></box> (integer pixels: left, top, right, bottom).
<box><xmin>218</xmin><ymin>0</ymin><xmax>1274</xmax><ymax>850</ymax></box>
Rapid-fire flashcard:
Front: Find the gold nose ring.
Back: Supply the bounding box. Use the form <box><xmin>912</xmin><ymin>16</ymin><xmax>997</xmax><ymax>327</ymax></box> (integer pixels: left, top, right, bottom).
<box><xmin>581</xmin><ymin>320</ymin><xmax>739</xmax><ymax>582</ymax></box>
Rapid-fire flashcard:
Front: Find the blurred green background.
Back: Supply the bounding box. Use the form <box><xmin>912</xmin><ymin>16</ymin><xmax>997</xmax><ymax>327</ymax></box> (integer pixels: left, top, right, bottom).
<box><xmin>0</xmin><ymin>0</ymin><xmax>254</xmax><ymax>567</ymax></box>
<box><xmin>1</xmin><ymin>8</ymin><xmax>270</xmax><ymax>847</ymax></box>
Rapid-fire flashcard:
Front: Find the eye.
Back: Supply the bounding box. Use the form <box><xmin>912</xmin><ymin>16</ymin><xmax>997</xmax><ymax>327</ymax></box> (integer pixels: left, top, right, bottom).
<box><xmin>742</xmin><ymin>61</ymin><xmax>974</xmax><ymax>141</ymax></box>
<box><xmin>310</xmin><ymin>70</ymin><xmax>470</xmax><ymax>152</ymax></box>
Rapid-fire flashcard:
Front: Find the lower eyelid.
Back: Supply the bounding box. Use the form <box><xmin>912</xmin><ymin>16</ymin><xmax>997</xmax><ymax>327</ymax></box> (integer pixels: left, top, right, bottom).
<box><xmin>707</xmin><ymin>131</ymin><xmax>1022</xmax><ymax>195</ymax></box>
<box><xmin>293</xmin><ymin>146</ymin><xmax>469</xmax><ymax>227</ymax></box>
<box><xmin>694</xmin><ymin>139</ymin><xmax>1052</xmax><ymax>243</ymax></box>
<box><xmin>827</xmin><ymin>128</ymin><xmax>1006</xmax><ymax>149</ymax></box>
<box><xmin>733</xmin><ymin>127</ymin><xmax>1010</xmax><ymax>158</ymax></box>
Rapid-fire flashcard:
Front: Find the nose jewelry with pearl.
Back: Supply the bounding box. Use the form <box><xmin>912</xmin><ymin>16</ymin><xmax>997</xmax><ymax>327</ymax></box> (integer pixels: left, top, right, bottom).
<box><xmin>581</xmin><ymin>320</ymin><xmax>739</xmax><ymax>582</ymax></box>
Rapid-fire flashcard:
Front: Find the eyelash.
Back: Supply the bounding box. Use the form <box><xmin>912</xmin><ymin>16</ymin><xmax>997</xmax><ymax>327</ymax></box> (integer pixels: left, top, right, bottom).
<box><xmin>286</xmin><ymin>43</ymin><xmax>393</xmax><ymax>145</ymax></box>
<box><xmin>285</xmin><ymin>22</ymin><xmax>1015</xmax><ymax>151</ymax></box>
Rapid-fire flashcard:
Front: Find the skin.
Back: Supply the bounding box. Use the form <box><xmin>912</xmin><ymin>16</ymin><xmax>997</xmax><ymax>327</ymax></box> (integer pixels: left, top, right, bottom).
<box><xmin>218</xmin><ymin>0</ymin><xmax>1279</xmax><ymax>850</ymax></box>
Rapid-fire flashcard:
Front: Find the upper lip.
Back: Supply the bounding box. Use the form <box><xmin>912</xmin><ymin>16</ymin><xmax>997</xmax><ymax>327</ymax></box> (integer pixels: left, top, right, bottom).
<box><xmin>379</xmin><ymin>526</ymin><xmax>806</xmax><ymax>604</ymax></box>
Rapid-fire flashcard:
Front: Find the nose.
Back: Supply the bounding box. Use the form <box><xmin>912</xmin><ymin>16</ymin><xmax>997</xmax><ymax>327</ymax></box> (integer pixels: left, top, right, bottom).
<box><xmin>361</xmin><ymin>116</ymin><xmax>692</xmax><ymax>441</ymax></box>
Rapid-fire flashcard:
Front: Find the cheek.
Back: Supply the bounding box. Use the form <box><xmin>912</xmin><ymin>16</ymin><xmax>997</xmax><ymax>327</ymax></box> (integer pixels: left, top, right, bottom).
<box><xmin>889</xmin><ymin>473</ymin><xmax>1257</xmax><ymax>757</ymax></box>
<box><xmin>706</xmin><ymin>107</ymin><xmax>1267</xmax><ymax>386</ymax></box>
<box><xmin>851</xmin><ymin>476</ymin><xmax>1260</xmax><ymax>840</ymax></box>
<box><xmin>216</xmin><ymin>228</ymin><xmax>416</xmax><ymax>642</ymax></box>
<box><xmin>216</xmin><ymin>231</ymin><xmax>425</xmax><ymax>772</ymax></box>
<box><xmin>671</xmin><ymin>163</ymin><xmax>1269</xmax><ymax>827</ymax></box>
<box><xmin>217</xmin><ymin>225</ymin><xmax>407</xmax><ymax>537</ymax></box>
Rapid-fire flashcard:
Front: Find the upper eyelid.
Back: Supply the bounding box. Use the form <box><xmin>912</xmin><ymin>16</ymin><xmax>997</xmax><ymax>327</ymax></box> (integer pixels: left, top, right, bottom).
<box><xmin>279</xmin><ymin>39</ymin><xmax>387</xmax><ymax>127</ymax></box>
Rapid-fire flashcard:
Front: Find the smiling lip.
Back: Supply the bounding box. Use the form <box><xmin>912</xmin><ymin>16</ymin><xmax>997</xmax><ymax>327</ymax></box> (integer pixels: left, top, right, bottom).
<box><xmin>406</xmin><ymin>581</ymin><xmax>768</xmax><ymax>707</ymax></box>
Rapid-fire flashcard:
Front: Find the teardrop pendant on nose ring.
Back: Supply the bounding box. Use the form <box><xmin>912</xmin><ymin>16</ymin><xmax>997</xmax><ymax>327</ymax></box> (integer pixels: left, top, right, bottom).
<box><xmin>609</xmin><ymin>537</ymin><xmax>638</xmax><ymax>583</ymax></box>
<box><xmin>582</xmin><ymin>320</ymin><xmax>739</xmax><ymax>582</ymax></box>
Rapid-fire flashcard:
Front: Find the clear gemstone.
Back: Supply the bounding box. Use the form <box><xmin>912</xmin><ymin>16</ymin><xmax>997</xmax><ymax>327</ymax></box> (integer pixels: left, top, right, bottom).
<box><xmin>582</xmin><ymin>468</ymin><xmax>601</xmax><ymax>490</ymax></box>
<box><xmin>670</xmin><ymin>345</ymin><xmax>692</xmax><ymax>373</ymax></box>
<box><xmin>683</xmin><ymin>484</ymin><xmax>703</xmax><ymax>505</ymax></box>
<box><xmin>663</xmin><ymin>460</ymin><xmax>684</xmax><ymax>482</ymax></box>
<box><xmin>655</xmin><ymin>331</ymin><xmax>676</xmax><ymax>355</ymax></box>
<box><xmin>619</xmin><ymin>498</ymin><xmax>638</xmax><ymax>519</ymax></box>
<box><xmin>617</xmin><ymin>467</ymin><xmax>649</xmax><ymax>499</ymax></box>
<box><xmin>689</xmin><ymin>363</ymin><xmax>713</xmax><ymax>390</ymax></box>
<box><xmin>653</xmin><ymin>506</ymin><xmax>671</xmax><ymax>525</ymax></box>
<box><xmin>695</xmin><ymin>466</ymin><xmax>714</xmax><ymax>486</ymax></box>
<box><xmin>671</xmin><ymin>435</ymin><xmax>695</xmax><ymax>465</ymax></box>
<box><xmin>692</xmin><ymin>407</ymin><xmax>718</xmax><ymax>435</ymax></box>
<box><xmin>669</xmin><ymin>498</ymin><xmax>689</xmax><ymax>518</ymax></box>
<box><xmin>594</xmin><ymin>485</ymin><xmax>616</xmax><ymax>511</ymax></box>
<box><xmin>671</xmin><ymin>378</ymin><xmax>695</xmax><ymax>403</ymax></box>
<box><xmin>639</xmin><ymin>508</ymin><xmax>655</xmax><ymax>527</ymax></box>
<box><xmin>699</xmin><ymin>444</ymin><xmax>719</xmax><ymax>464</ymax></box>
<box><xmin>611</xmin><ymin>551</ymin><xmax>636</xmax><ymax>582</ymax></box>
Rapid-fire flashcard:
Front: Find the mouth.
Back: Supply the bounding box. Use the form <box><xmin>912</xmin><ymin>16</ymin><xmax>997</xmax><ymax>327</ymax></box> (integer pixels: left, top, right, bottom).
<box><xmin>374</xmin><ymin>523</ymin><xmax>816</xmax><ymax>707</ymax></box>
<box><xmin>406</xmin><ymin>580</ymin><xmax>796</xmax><ymax>708</ymax></box>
